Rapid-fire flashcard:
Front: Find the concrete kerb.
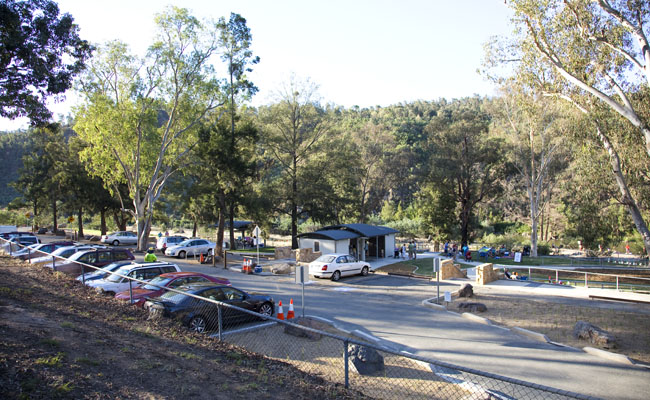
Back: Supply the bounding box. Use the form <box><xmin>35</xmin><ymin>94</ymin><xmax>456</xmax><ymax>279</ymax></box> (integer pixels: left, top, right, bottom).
<box><xmin>582</xmin><ymin>346</ymin><xmax>637</xmax><ymax>366</ymax></box>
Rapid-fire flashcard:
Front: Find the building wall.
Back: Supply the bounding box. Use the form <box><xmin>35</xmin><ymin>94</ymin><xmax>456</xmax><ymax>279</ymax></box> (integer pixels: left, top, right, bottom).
<box><xmin>385</xmin><ymin>234</ymin><xmax>396</xmax><ymax>258</ymax></box>
<box><xmin>299</xmin><ymin>238</ymin><xmax>340</xmax><ymax>255</ymax></box>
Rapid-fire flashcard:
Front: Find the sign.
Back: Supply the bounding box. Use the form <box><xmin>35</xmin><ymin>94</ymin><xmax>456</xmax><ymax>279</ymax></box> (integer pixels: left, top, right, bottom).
<box><xmin>444</xmin><ymin>291</ymin><xmax>452</xmax><ymax>302</ymax></box>
<box><xmin>514</xmin><ymin>252</ymin><xmax>522</xmax><ymax>263</ymax></box>
<box><xmin>252</xmin><ymin>225</ymin><xmax>261</xmax><ymax>239</ymax></box>
<box><xmin>67</xmin><ymin>216</ymin><xmax>75</xmax><ymax>223</ymax></box>
<box><xmin>295</xmin><ymin>265</ymin><xmax>305</xmax><ymax>284</ymax></box>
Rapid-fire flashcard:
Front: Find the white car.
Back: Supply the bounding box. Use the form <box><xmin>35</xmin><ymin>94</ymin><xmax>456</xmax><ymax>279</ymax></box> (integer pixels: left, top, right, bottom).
<box><xmin>309</xmin><ymin>254</ymin><xmax>371</xmax><ymax>281</ymax></box>
<box><xmin>101</xmin><ymin>231</ymin><xmax>138</xmax><ymax>246</ymax></box>
<box><xmin>87</xmin><ymin>262</ymin><xmax>181</xmax><ymax>295</ymax></box>
<box><xmin>155</xmin><ymin>235</ymin><xmax>187</xmax><ymax>252</ymax></box>
<box><xmin>30</xmin><ymin>244</ymin><xmax>104</xmax><ymax>265</ymax></box>
<box><xmin>164</xmin><ymin>238</ymin><xmax>215</xmax><ymax>258</ymax></box>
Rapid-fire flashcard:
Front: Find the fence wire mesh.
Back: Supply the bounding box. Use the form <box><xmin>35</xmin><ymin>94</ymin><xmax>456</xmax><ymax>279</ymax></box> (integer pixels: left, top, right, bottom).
<box><xmin>1</xmin><ymin>237</ymin><xmax>598</xmax><ymax>399</ymax></box>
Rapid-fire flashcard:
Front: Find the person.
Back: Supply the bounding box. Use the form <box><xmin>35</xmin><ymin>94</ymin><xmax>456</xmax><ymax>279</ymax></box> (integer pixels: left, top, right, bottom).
<box><xmin>465</xmin><ymin>250</ymin><xmax>472</xmax><ymax>262</ymax></box>
<box><xmin>625</xmin><ymin>243</ymin><xmax>631</xmax><ymax>254</ymax></box>
<box><xmin>443</xmin><ymin>241</ymin><xmax>449</xmax><ymax>256</ymax></box>
<box><xmin>144</xmin><ymin>247</ymin><xmax>157</xmax><ymax>262</ymax></box>
<box><xmin>504</xmin><ymin>268</ymin><xmax>512</xmax><ymax>279</ymax></box>
<box><xmin>157</xmin><ymin>231</ymin><xmax>162</xmax><ymax>238</ymax></box>
<box><xmin>401</xmin><ymin>244</ymin><xmax>406</xmax><ymax>259</ymax></box>
<box><xmin>164</xmin><ymin>230</ymin><xmax>169</xmax><ymax>237</ymax></box>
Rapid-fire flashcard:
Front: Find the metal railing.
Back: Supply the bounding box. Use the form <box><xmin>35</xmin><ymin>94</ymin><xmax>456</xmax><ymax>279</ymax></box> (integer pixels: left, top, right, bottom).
<box><xmin>0</xmin><ymin>237</ymin><xmax>597</xmax><ymax>399</ymax></box>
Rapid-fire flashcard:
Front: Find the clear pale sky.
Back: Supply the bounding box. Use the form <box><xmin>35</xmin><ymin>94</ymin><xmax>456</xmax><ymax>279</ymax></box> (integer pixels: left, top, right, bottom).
<box><xmin>0</xmin><ymin>0</ymin><xmax>514</xmax><ymax>130</ymax></box>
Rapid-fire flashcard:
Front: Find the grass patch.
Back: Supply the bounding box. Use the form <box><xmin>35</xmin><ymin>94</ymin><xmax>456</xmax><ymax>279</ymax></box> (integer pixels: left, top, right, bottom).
<box><xmin>60</xmin><ymin>321</ymin><xmax>75</xmax><ymax>329</ymax></box>
<box><xmin>35</xmin><ymin>352</ymin><xmax>65</xmax><ymax>367</ymax></box>
<box><xmin>75</xmin><ymin>357</ymin><xmax>100</xmax><ymax>366</ymax></box>
<box><xmin>39</xmin><ymin>338</ymin><xmax>61</xmax><ymax>347</ymax></box>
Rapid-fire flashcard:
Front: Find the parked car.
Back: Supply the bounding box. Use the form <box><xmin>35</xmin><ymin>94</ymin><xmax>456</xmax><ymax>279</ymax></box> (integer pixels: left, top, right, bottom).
<box><xmin>76</xmin><ymin>260</ymin><xmax>135</xmax><ymax>283</ymax></box>
<box><xmin>164</xmin><ymin>238</ymin><xmax>215</xmax><ymax>258</ymax></box>
<box><xmin>87</xmin><ymin>262</ymin><xmax>181</xmax><ymax>295</ymax></box>
<box><xmin>308</xmin><ymin>253</ymin><xmax>371</xmax><ymax>281</ymax></box>
<box><xmin>0</xmin><ymin>231</ymin><xmax>34</xmax><ymax>240</ymax></box>
<box><xmin>1</xmin><ymin>235</ymin><xmax>40</xmax><ymax>253</ymax></box>
<box><xmin>15</xmin><ymin>241</ymin><xmax>75</xmax><ymax>261</ymax></box>
<box><xmin>30</xmin><ymin>244</ymin><xmax>105</xmax><ymax>265</ymax></box>
<box><xmin>101</xmin><ymin>231</ymin><xmax>138</xmax><ymax>246</ymax></box>
<box><xmin>43</xmin><ymin>248</ymin><xmax>135</xmax><ymax>275</ymax></box>
<box><xmin>114</xmin><ymin>272</ymin><xmax>231</xmax><ymax>307</ymax></box>
<box><xmin>37</xmin><ymin>227</ymin><xmax>48</xmax><ymax>234</ymax></box>
<box><xmin>10</xmin><ymin>243</ymin><xmax>41</xmax><ymax>258</ymax></box>
<box><xmin>144</xmin><ymin>283</ymin><xmax>274</xmax><ymax>333</ymax></box>
<box><xmin>155</xmin><ymin>235</ymin><xmax>187</xmax><ymax>252</ymax></box>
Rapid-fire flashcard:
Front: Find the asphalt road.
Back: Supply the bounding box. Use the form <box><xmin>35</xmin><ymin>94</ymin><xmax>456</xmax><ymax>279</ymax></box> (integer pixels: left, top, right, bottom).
<box><xmin>25</xmin><ymin>236</ymin><xmax>650</xmax><ymax>399</ymax></box>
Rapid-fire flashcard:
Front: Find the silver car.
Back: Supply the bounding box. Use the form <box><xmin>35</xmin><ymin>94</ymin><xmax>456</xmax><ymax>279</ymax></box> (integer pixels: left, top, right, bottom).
<box><xmin>309</xmin><ymin>254</ymin><xmax>371</xmax><ymax>281</ymax></box>
<box><xmin>101</xmin><ymin>231</ymin><xmax>138</xmax><ymax>246</ymax></box>
<box><xmin>164</xmin><ymin>239</ymin><xmax>215</xmax><ymax>258</ymax></box>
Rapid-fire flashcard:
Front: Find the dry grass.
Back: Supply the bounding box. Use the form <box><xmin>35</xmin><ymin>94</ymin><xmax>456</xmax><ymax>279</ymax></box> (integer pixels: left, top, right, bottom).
<box><xmin>459</xmin><ymin>292</ymin><xmax>650</xmax><ymax>364</ymax></box>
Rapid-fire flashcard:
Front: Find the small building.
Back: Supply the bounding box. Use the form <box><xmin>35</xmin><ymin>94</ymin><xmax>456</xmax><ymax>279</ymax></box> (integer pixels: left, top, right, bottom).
<box><xmin>297</xmin><ymin>223</ymin><xmax>398</xmax><ymax>261</ymax></box>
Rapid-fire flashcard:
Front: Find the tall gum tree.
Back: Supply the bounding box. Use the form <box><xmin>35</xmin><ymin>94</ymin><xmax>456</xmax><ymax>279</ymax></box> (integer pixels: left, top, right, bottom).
<box><xmin>493</xmin><ymin>0</ymin><xmax>650</xmax><ymax>253</ymax></box>
<box><xmin>74</xmin><ymin>7</ymin><xmax>224</xmax><ymax>250</ymax></box>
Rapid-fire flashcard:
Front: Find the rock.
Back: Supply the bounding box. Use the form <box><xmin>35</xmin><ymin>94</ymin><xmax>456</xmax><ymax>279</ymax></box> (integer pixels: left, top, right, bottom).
<box><xmin>573</xmin><ymin>321</ymin><xmax>617</xmax><ymax>348</ymax></box>
<box><xmin>283</xmin><ymin>317</ymin><xmax>323</xmax><ymax>341</ymax></box>
<box><xmin>458</xmin><ymin>283</ymin><xmax>474</xmax><ymax>298</ymax></box>
<box><xmin>457</xmin><ymin>302</ymin><xmax>487</xmax><ymax>313</ymax></box>
<box><xmin>348</xmin><ymin>344</ymin><xmax>384</xmax><ymax>375</ymax></box>
<box><xmin>271</xmin><ymin>263</ymin><xmax>294</xmax><ymax>275</ymax></box>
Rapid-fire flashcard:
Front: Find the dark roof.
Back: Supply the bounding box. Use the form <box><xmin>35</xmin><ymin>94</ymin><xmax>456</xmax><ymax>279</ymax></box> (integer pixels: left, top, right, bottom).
<box><xmin>320</xmin><ymin>223</ymin><xmax>399</xmax><ymax>238</ymax></box>
<box><xmin>297</xmin><ymin>230</ymin><xmax>360</xmax><ymax>241</ymax></box>
<box><xmin>298</xmin><ymin>223</ymin><xmax>398</xmax><ymax>241</ymax></box>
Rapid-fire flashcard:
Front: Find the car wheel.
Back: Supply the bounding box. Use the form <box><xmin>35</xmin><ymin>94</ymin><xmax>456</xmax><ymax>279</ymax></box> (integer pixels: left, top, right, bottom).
<box><xmin>207</xmin><ymin>248</ymin><xmax>213</xmax><ymax>256</ymax></box>
<box><xmin>189</xmin><ymin>316</ymin><xmax>207</xmax><ymax>333</ymax></box>
<box><xmin>112</xmin><ymin>240</ymin><xmax>119</xmax><ymax>246</ymax></box>
<box><xmin>331</xmin><ymin>270</ymin><xmax>341</xmax><ymax>282</ymax></box>
<box><xmin>259</xmin><ymin>302</ymin><xmax>273</xmax><ymax>317</ymax></box>
<box><xmin>178</xmin><ymin>250</ymin><xmax>186</xmax><ymax>259</ymax></box>
<box><xmin>361</xmin><ymin>266</ymin><xmax>369</xmax><ymax>276</ymax></box>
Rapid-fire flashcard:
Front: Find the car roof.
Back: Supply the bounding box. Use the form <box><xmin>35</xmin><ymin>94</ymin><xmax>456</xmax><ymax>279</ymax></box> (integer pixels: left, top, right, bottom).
<box><xmin>158</xmin><ymin>271</ymin><xmax>207</xmax><ymax>278</ymax></box>
<box><xmin>118</xmin><ymin>262</ymin><xmax>177</xmax><ymax>270</ymax></box>
<box><xmin>178</xmin><ymin>282</ymin><xmax>231</xmax><ymax>291</ymax></box>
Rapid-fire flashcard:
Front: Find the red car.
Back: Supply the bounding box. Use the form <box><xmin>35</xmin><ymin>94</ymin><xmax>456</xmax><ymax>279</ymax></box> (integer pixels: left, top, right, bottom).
<box><xmin>114</xmin><ymin>272</ymin><xmax>231</xmax><ymax>307</ymax></box>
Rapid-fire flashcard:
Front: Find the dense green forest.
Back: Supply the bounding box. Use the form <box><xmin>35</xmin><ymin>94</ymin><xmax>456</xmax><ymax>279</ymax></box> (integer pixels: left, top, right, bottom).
<box><xmin>1</xmin><ymin>1</ymin><xmax>649</xmax><ymax>257</ymax></box>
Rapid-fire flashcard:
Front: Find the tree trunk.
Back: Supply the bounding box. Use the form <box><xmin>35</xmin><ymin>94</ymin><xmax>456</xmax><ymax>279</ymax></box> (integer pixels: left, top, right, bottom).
<box><xmin>216</xmin><ymin>191</ymin><xmax>226</xmax><ymax>256</ymax></box>
<box><xmin>192</xmin><ymin>219</ymin><xmax>197</xmax><ymax>238</ymax></box>
<box><xmin>52</xmin><ymin>199</ymin><xmax>58</xmax><ymax>234</ymax></box>
<box><xmin>112</xmin><ymin>210</ymin><xmax>127</xmax><ymax>231</ymax></box>
<box><xmin>100</xmin><ymin>209</ymin><xmax>107</xmax><ymax>235</ymax></box>
<box><xmin>228</xmin><ymin>201</ymin><xmax>236</xmax><ymax>250</ymax></box>
<box><xmin>291</xmin><ymin>158</ymin><xmax>298</xmax><ymax>249</ymax></box>
<box><xmin>77</xmin><ymin>207</ymin><xmax>84</xmax><ymax>238</ymax></box>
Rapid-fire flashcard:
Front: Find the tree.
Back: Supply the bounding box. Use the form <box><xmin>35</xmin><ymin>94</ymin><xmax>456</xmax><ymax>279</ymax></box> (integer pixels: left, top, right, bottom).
<box><xmin>258</xmin><ymin>77</ymin><xmax>331</xmax><ymax>248</ymax></box>
<box><xmin>74</xmin><ymin>7</ymin><xmax>225</xmax><ymax>250</ymax></box>
<box><xmin>0</xmin><ymin>0</ymin><xmax>92</xmax><ymax>125</ymax></box>
<box><xmin>497</xmin><ymin>0</ymin><xmax>650</xmax><ymax>253</ymax></box>
<box><xmin>491</xmin><ymin>85</ymin><xmax>569</xmax><ymax>256</ymax></box>
<box><xmin>424</xmin><ymin>97</ymin><xmax>504</xmax><ymax>246</ymax></box>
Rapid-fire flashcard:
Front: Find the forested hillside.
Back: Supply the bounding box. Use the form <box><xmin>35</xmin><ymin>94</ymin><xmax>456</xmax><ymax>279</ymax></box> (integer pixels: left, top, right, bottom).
<box><xmin>0</xmin><ymin>131</ymin><xmax>30</xmax><ymax>206</ymax></box>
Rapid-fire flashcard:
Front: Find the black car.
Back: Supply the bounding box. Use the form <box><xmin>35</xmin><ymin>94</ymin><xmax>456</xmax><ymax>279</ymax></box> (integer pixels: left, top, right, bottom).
<box><xmin>144</xmin><ymin>283</ymin><xmax>275</xmax><ymax>333</ymax></box>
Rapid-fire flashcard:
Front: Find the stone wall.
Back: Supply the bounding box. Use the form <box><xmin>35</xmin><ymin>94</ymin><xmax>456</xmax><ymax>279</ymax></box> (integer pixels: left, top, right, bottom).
<box><xmin>294</xmin><ymin>248</ymin><xmax>321</xmax><ymax>263</ymax></box>
<box><xmin>440</xmin><ymin>259</ymin><xmax>467</xmax><ymax>279</ymax></box>
<box><xmin>476</xmin><ymin>263</ymin><xmax>499</xmax><ymax>285</ymax></box>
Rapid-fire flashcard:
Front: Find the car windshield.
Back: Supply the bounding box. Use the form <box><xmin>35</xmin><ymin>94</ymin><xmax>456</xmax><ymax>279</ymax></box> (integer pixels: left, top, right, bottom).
<box><xmin>106</xmin><ymin>266</ymin><xmax>130</xmax><ymax>282</ymax></box>
<box><xmin>143</xmin><ymin>276</ymin><xmax>173</xmax><ymax>290</ymax></box>
<box><xmin>90</xmin><ymin>262</ymin><xmax>127</xmax><ymax>276</ymax></box>
<box><xmin>315</xmin><ymin>255</ymin><xmax>336</xmax><ymax>263</ymax></box>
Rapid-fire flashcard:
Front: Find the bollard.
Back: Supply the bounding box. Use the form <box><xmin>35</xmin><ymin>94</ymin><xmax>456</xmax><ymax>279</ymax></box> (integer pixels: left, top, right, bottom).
<box><xmin>585</xmin><ymin>272</ymin><xmax>588</xmax><ymax>288</ymax></box>
<box><xmin>52</xmin><ymin>256</ymin><xmax>56</xmax><ymax>272</ymax></box>
<box><xmin>616</xmin><ymin>276</ymin><xmax>619</xmax><ymax>291</ymax></box>
<box><xmin>555</xmin><ymin>270</ymin><xmax>558</xmax><ymax>284</ymax></box>
<box><xmin>224</xmin><ymin>251</ymin><xmax>227</xmax><ymax>269</ymax></box>
<box><xmin>129</xmin><ymin>280</ymin><xmax>133</xmax><ymax>304</ymax></box>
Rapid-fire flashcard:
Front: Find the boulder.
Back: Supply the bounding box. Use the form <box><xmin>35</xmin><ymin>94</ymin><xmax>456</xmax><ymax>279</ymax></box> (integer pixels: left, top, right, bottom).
<box><xmin>458</xmin><ymin>283</ymin><xmax>474</xmax><ymax>298</ymax></box>
<box><xmin>283</xmin><ymin>317</ymin><xmax>323</xmax><ymax>341</ymax></box>
<box><xmin>573</xmin><ymin>321</ymin><xmax>617</xmax><ymax>348</ymax></box>
<box><xmin>457</xmin><ymin>302</ymin><xmax>487</xmax><ymax>313</ymax></box>
<box><xmin>271</xmin><ymin>263</ymin><xmax>294</xmax><ymax>275</ymax></box>
<box><xmin>348</xmin><ymin>344</ymin><xmax>384</xmax><ymax>375</ymax></box>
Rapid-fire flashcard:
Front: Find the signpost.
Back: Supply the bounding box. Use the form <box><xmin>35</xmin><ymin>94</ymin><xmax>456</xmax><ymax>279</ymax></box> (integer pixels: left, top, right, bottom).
<box><xmin>252</xmin><ymin>225</ymin><xmax>261</xmax><ymax>266</ymax></box>
<box><xmin>295</xmin><ymin>265</ymin><xmax>306</xmax><ymax>317</ymax></box>
<box><xmin>433</xmin><ymin>257</ymin><xmax>441</xmax><ymax>304</ymax></box>
<box><xmin>514</xmin><ymin>252</ymin><xmax>522</xmax><ymax>263</ymax></box>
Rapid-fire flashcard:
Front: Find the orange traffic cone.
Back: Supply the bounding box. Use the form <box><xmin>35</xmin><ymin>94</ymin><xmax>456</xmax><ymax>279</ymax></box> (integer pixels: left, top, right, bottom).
<box><xmin>277</xmin><ymin>301</ymin><xmax>284</xmax><ymax>320</ymax></box>
<box><xmin>200</xmin><ymin>253</ymin><xmax>205</xmax><ymax>263</ymax></box>
<box><xmin>287</xmin><ymin>298</ymin><xmax>295</xmax><ymax>319</ymax></box>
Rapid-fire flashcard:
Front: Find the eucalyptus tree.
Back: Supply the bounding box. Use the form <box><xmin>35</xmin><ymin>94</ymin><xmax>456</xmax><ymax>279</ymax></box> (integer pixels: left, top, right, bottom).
<box><xmin>424</xmin><ymin>97</ymin><xmax>505</xmax><ymax>247</ymax></box>
<box><xmin>495</xmin><ymin>0</ymin><xmax>650</xmax><ymax>253</ymax></box>
<box><xmin>491</xmin><ymin>85</ymin><xmax>570</xmax><ymax>256</ymax></box>
<box><xmin>74</xmin><ymin>7</ymin><xmax>225</xmax><ymax>250</ymax></box>
<box><xmin>258</xmin><ymin>77</ymin><xmax>332</xmax><ymax>248</ymax></box>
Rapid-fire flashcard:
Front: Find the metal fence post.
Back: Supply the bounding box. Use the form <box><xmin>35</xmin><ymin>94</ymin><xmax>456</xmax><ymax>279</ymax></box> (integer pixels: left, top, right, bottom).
<box><xmin>52</xmin><ymin>256</ymin><xmax>56</xmax><ymax>272</ymax></box>
<box><xmin>585</xmin><ymin>272</ymin><xmax>588</xmax><ymax>288</ymax></box>
<box><xmin>129</xmin><ymin>280</ymin><xmax>133</xmax><ymax>304</ymax></box>
<box><xmin>224</xmin><ymin>251</ymin><xmax>227</xmax><ymax>269</ymax></box>
<box><xmin>27</xmin><ymin>248</ymin><xmax>30</xmax><ymax>260</ymax></box>
<box><xmin>616</xmin><ymin>276</ymin><xmax>619</xmax><ymax>292</ymax></box>
<box><xmin>555</xmin><ymin>269</ymin><xmax>558</xmax><ymax>283</ymax></box>
<box><xmin>344</xmin><ymin>339</ymin><xmax>349</xmax><ymax>389</ymax></box>
<box><xmin>528</xmin><ymin>267</ymin><xmax>531</xmax><ymax>281</ymax></box>
<box><xmin>218</xmin><ymin>304</ymin><xmax>223</xmax><ymax>341</ymax></box>
<box><xmin>82</xmin><ymin>267</ymin><xmax>85</xmax><ymax>285</ymax></box>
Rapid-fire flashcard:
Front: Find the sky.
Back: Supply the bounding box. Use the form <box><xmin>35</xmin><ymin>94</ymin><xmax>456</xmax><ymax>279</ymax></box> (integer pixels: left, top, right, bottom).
<box><xmin>0</xmin><ymin>0</ymin><xmax>514</xmax><ymax>131</ymax></box>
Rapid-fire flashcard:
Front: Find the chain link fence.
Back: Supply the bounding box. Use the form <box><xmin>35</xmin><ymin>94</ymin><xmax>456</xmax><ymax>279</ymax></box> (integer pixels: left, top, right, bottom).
<box><xmin>1</xmin><ymin>237</ymin><xmax>597</xmax><ymax>399</ymax></box>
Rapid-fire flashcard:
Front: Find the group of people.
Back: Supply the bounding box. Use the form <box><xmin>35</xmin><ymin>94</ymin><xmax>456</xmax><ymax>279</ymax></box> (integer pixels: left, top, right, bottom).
<box><xmin>395</xmin><ymin>240</ymin><xmax>418</xmax><ymax>260</ymax></box>
<box><xmin>442</xmin><ymin>241</ymin><xmax>472</xmax><ymax>261</ymax></box>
